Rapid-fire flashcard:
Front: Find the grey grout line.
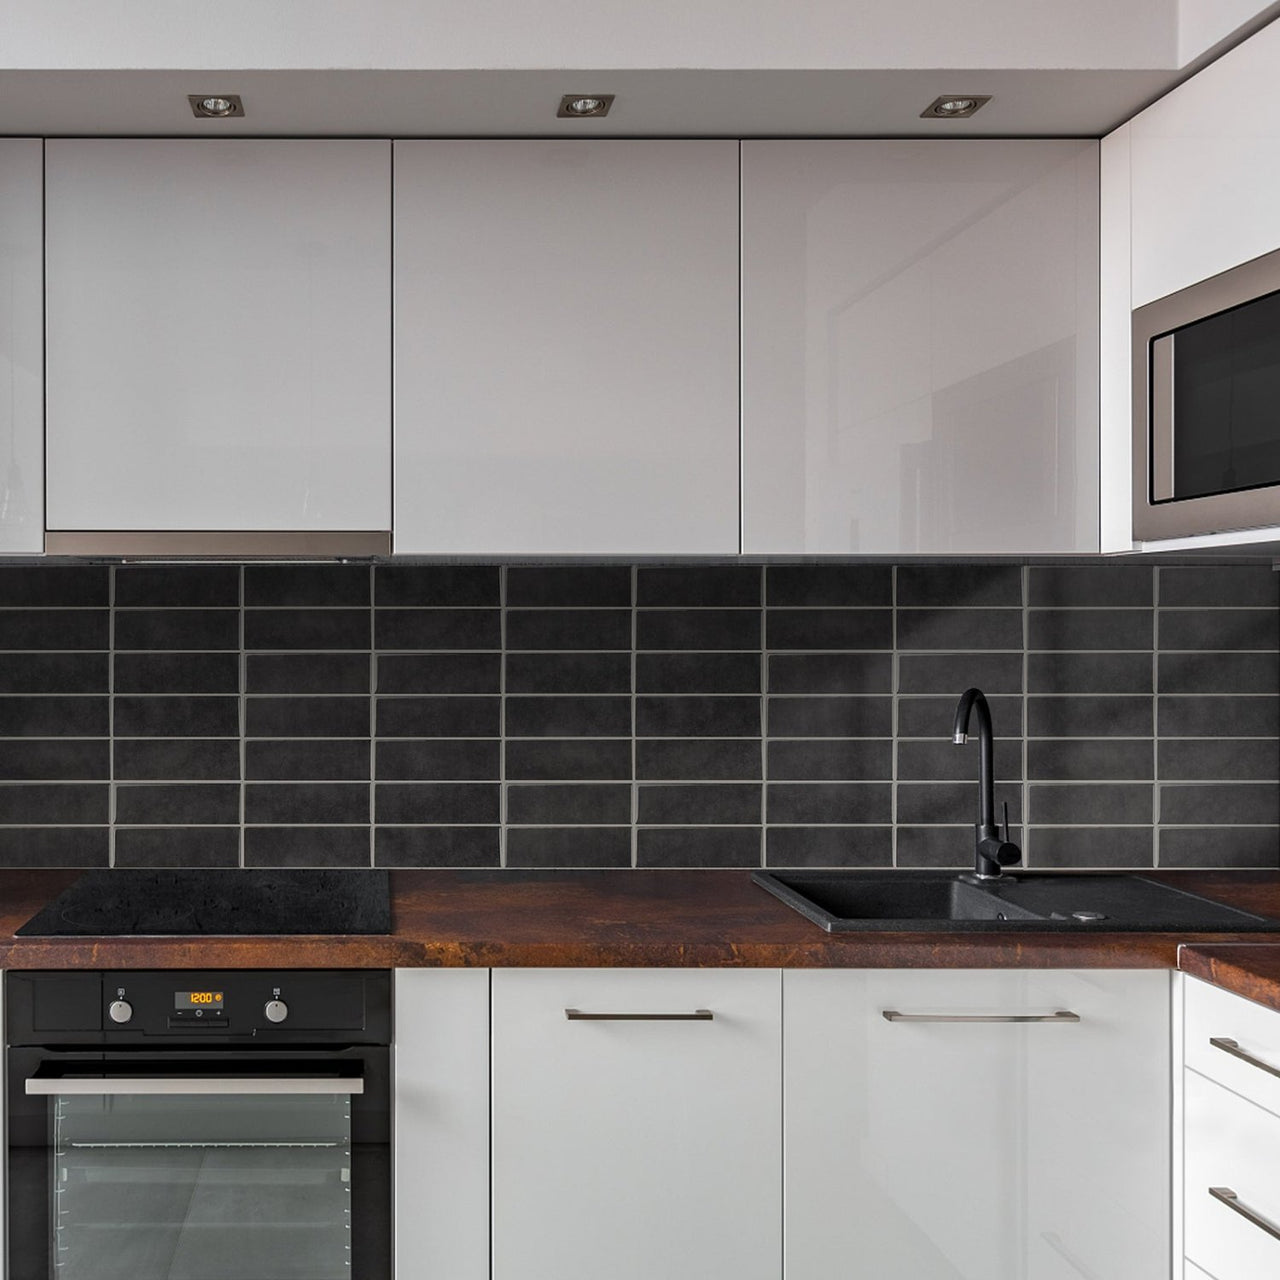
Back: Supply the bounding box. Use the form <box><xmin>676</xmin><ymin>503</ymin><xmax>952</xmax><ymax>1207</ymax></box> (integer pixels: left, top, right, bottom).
<box><xmin>631</xmin><ymin>564</ymin><xmax>639</xmax><ymax>869</ymax></box>
<box><xmin>1021</xmin><ymin>565</ymin><xmax>1031</xmax><ymax>868</ymax></box>
<box><xmin>759</xmin><ymin>563</ymin><xmax>767</xmax><ymax>869</ymax></box>
<box><xmin>107</xmin><ymin>565</ymin><xmax>115</xmax><ymax>868</ymax></box>
<box><xmin>369</xmin><ymin>563</ymin><xmax>377</xmax><ymax>869</ymax></box>
<box><xmin>1153</xmin><ymin>566</ymin><xmax>1161</xmax><ymax>867</ymax></box>
<box><xmin>498</xmin><ymin>565</ymin><xmax>507</xmax><ymax>869</ymax></box>
<box><xmin>238</xmin><ymin>564</ymin><xmax>246</xmax><ymax>869</ymax></box>
<box><xmin>890</xmin><ymin>564</ymin><xmax>898</xmax><ymax>869</ymax></box>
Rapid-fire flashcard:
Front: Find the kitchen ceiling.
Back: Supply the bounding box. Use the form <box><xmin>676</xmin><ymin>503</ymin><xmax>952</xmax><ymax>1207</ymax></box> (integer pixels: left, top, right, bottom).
<box><xmin>0</xmin><ymin>68</ymin><xmax>1192</xmax><ymax>138</ymax></box>
<box><xmin>1</xmin><ymin>1</ymin><xmax>1277</xmax><ymax>138</ymax></box>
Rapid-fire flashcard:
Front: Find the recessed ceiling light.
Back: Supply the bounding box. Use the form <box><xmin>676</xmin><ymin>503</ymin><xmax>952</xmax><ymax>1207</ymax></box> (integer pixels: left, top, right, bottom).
<box><xmin>557</xmin><ymin>94</ymin><xmax>614</xmax><ymax>119</ymax></box>
<box><xmin>920</xmin><ymin>94</ymin><xmax>991</xmax><ymax>120</ymax></box>
<box><xmin>189</xmin><ymin>94</ymin><xmax>245</xmax><ymax>119</ymax></box>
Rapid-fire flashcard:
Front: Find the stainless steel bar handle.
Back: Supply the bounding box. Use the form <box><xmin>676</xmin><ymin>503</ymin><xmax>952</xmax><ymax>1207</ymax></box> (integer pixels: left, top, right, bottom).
<box><xmin>1210</xmin><ymin>1036</ymin><xmax>1280</xmax><ymax>1080</ymax></box>
<box><xmin>26</xmin><ymin>1077</ymin><xmax>364</xmax><ymax>1096</ymax></box>
<box><xmin>1209</xmin><ymin>1187</ymin><xmax>1280</xmax><ymax>1243</ymax></box>
<box><xmin>564</xmin><ymin>1009</ymin><xmax>714</xmax><ymax>1021</ymax></box>
<box><xmin>882</xmin><ymin>1010</ymin><xmax>1080</xmax><ymax>1024</ymax></box>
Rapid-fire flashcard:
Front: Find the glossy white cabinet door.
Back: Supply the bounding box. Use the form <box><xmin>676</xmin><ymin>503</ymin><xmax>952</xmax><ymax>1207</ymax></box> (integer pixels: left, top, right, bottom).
<box><xmin>45</xmin><ymin>139</ymin><xmax>390</xmax><ymax>531</ymax></box>
<box><xmin>491</xmin><ymin>969</ymin><xmax>780</xmax><ymax>1280</ymax></box>
<box><xmin>393</xmin><ymin>141</ymin><xmax>739</xmax><ymax>555</ymax></box>
<box><xmin>742</xmin><ymin>140</ymin><xmax>1099</xmax><ymax>554</ymax></box>
<box><xmin>1184</xmin><ymin>1069</ymin><xmax>1280</xmax><ymax>1280</ymax></box>
<box><xmin>0</xmin><ymin>140</ymin><xmax>43</xmax><ymax>552</ymax></box>
<box><xmin>394</xmin><ymin>969</ymin><xmax>489</xmax><ymax>1280</ymax></box>
<box><xmin>1130</xmin><ymin>17</ymin><xmax>1280</xmax><ymax>308</ymax></box>
<box><xmin>784</xmin><ymin>970</ymin><xmax>1169</xmax><ymax>1280</ymax></box>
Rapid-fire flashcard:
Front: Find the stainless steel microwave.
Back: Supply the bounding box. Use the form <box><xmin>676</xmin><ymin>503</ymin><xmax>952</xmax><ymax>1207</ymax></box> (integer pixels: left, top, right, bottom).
<box><xmin>1133</xmin><ymin>245</ymin><xmax>1280</xmax><ymax>540</ymax></box>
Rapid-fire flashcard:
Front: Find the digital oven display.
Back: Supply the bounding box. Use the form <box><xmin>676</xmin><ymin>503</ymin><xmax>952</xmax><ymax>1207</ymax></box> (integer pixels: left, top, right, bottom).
<box><xmin>174</xmin><ymin>991</ymin><xmax>224</xmax><ymax>1012</ymax></box>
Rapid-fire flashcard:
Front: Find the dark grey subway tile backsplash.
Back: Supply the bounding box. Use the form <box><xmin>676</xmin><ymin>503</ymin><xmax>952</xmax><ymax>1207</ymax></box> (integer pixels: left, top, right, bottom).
<box><xmin>0</xmin><ymin>561</ymin><xmax>1271</xmax><ymax>871</ymax></box>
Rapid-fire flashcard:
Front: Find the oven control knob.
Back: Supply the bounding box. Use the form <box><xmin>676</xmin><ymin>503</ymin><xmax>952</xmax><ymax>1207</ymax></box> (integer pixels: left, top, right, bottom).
<box><xmin>264</xmin><ymin>999</ymin><xmax>289</xmax><ymax>1024</ymax></box>
<box><xmin>108</xmin><ymin>1000</ymin><xmax>133</xmax><ymax>1024</ymax></box>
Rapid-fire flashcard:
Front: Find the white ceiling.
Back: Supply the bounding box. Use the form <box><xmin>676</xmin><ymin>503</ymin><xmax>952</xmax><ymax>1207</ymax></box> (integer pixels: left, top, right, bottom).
<box><xmin>0</xmin><ymin>68</ymin><xmax>1192</xmax><ymax>139</ymax></box>
<box><xmin>0</xmin><ymin>1</ymin><xmax>1276</xmax><ymax>138</ymax></box>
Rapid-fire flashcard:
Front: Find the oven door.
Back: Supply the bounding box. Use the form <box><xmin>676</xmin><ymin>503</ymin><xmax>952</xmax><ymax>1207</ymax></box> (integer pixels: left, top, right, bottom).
<box><xmin>1133</xmin><ymin>243</ymin><xmax>1280</xmax><ymax>540</ymax></box>
<box><xmin>7</xmin><ymin>1048</ymin><xmax>390</xmax><ymax>1280</ymax></box>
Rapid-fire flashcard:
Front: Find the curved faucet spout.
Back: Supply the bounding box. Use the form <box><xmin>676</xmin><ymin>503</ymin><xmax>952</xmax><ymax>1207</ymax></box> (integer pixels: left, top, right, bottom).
<box><xmin>952</xmin><ymin>687</ymin><xmax>1021</xmax><ymax>880</ymax></box>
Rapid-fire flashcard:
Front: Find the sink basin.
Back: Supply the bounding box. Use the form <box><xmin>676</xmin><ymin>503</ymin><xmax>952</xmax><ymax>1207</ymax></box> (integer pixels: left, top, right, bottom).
<box><xmin>754</xmin><ymin>869</ymin><xmax>1280</xmax><ymax>933</ymax></box>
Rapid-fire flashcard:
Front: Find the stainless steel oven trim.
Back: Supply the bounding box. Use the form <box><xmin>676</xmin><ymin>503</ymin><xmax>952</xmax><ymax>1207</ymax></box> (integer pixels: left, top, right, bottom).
<box><xmin>1132</xmin><ymin>243</ymin><xmax>1280</xmax><ymax>541</ymax></box>
<box><xmin>25</xmin><ymin>1076</ymin><xmax>364</xmax><ymax>1095</ymax></box>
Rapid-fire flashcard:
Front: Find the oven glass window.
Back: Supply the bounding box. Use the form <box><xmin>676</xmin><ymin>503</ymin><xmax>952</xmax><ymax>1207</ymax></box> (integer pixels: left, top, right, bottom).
<box><xmin>1161</xmin><ymin>287</ymin><xmax>1280</xmax><ymax>501</ymax></box>
<box><xmin>51</xmin><ymin>1090</ymin><xmax>352</xmax><ymax>1280</ymax></box>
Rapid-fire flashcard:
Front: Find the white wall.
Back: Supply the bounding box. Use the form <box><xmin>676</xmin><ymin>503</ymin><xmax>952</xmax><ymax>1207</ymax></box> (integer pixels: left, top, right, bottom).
<box><xmin>1179</xmin><ymin>0</ymin><xmax>1280</xmax><ymax>64</ymax></box>
<box><xmin>1</xmin><ymin>0</ymin><xmax>1178</xmax><ymax>71</ymax></box>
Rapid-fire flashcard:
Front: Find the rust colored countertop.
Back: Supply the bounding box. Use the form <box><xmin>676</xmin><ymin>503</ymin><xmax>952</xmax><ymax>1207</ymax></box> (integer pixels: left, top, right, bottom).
<box><xmin>1179</xmin><ymin>942</ymin><xmax>1280</xmax><ymax>1013</ymax></box>
<box><xmin>5</xmin><ymin>868</ymin><xmax>1280</xmax><ymax>970</ymax></box>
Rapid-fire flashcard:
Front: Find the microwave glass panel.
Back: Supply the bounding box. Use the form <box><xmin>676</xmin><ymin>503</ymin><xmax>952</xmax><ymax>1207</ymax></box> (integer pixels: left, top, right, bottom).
<box><xmin>1156</xmin><ymin>287</ymin><xmax>1280</xmax><ymax>502</ymax></box>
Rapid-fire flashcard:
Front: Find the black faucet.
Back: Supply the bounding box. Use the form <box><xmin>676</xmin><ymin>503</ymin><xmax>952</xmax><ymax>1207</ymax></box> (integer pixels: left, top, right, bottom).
<box><xmin>952</xmin><ymin>687</ymin><xmax>1021</xmax><ymax>881</ymax></box>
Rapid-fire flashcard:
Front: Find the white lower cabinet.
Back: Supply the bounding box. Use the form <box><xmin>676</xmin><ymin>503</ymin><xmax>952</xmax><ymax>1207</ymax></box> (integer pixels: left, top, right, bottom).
<box><xmin>1184</xmin><ymin>1070</ymin><xmax>1280</xmax><ymax>1280</ymax></box>
<box><xmin>394</xmin><ymin>969</ymin><xmax>490</xmax><ymax>1280</ymax></box>
<box><xmin>490</xmin><ymin>968</ymin><xmax>782</xmax><ymax>1280</ymax></box>
<box><xmin>1181</xmin><ymin>974</ymin><xmax>1280</xmax><ymax>1280</ymax></box>
<box><xmin>784</xmin><ymin>970</ymin><xmax>1170</xmax><ymax>1280</ymax></box>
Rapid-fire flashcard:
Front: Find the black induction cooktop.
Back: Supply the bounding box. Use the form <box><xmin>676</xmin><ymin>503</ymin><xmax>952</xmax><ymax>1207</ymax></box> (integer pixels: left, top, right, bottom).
<box><xmin>15</xmin><ymin>868</ymin><xmax>392</xmax><ymax>936</ymax></box>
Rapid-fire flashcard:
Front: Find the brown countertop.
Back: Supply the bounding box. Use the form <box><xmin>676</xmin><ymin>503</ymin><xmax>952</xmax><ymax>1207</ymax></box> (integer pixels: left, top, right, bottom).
<box><xmin>5</xmin><ymin>868</ymin><xmax>1280</xmax><ymax>970</ymax></box>
<box><xmin>1179</xmin><ymin>942</ymin><xmax>1280</xmax><ymax>1013</ymax></box>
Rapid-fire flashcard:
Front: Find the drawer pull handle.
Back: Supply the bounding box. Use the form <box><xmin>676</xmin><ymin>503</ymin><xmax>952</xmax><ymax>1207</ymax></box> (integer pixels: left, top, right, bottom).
<box><xmin>1210</xmin><ymin>1036</ymin><xmax>1280</xmax><ymax>1080</ymax></box>
<box><xmin>1209</xmin><ymin>1187</ymin><xmax>1280</xmax><ymax>1243</ymax></box>
<box><xmin>565</xmin><ymin>1009</ymin><xmax>714</xmax><ymax>1021</ymax></box>
<box><xmin>882</xmin><ymin>1010</ymin><xmax>1080</xmax><ymax>1024</ymax></box>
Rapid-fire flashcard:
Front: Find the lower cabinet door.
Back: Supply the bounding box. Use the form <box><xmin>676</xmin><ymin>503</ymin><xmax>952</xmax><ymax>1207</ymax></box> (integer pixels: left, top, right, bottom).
<box><xmin>784</xmin><ymin>970</ymin><xmax>1169</xmax><ymax>1280</ymax></box>
<box><xmin>1184</xmin><ymin>1068</ymin><xmax>1280</xmax><ymax>1280</ymax></box>
<box><xmin>491</xmin><ymin>969</ymin><xmax>781</xmax><ymax>1280</ymax></box>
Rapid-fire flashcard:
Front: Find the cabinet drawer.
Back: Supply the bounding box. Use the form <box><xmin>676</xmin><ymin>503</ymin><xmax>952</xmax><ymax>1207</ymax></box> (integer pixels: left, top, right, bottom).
<box><xmin>1185</xmin><ymin>1069</ymin><xmax>1280</xmax><ymax>1279</ymax></box>
<box><xmin>1186</xmin><ymin>976</ymin><xmax>1280</xmax><ymax>1119</ymax></box>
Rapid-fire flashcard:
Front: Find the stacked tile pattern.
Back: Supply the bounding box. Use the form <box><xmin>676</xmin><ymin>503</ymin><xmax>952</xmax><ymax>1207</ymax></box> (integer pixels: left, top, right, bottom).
<box><xmin>0</xmin><ymin>562</ymin><xmax>1273</xmax><ymax>870</ymax></box>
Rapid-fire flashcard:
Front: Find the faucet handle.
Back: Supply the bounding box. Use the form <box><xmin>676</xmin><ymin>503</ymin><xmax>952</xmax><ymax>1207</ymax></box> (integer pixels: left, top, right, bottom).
<box><xmin>1001</xmin><ymin>800</ymin><xmax>1010</xmax><ymax>843</ymax></box>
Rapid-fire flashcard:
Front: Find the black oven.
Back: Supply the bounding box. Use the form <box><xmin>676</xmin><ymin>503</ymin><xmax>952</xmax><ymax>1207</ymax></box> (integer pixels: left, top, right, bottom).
<box><xmin>6</xmin><ymin>970</ymin><xmax>391</xmax><ymax>1280</ymax></box>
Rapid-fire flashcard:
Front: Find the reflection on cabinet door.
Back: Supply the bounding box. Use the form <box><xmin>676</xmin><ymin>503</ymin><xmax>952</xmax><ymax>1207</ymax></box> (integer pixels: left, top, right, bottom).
<box><xmin>0</xmin><ymin>140</ymin><xmax>42</xmax><ymax>553</ymax></box>
<box><xmin>742</xmin><ymin>140</ymin><xmax>1099</xmax><ymax>554</ymax></box>
<box><xmin>393</xmin><ymin>140</ymin><xmax>739</xmax><ymax>555</ymax></box>
<box><xmin>491</xmin><ymin>969</ymin><xmax>780</xmax><ymax>1280</ymax></box>
<box><xmin>45</xmin><ymin>140</ymin><xmax>391</xmax><ymax>533</ymax></box>
<box><xmin>784</xmin><ymin>970</ymin><xmax>1169</xmax><ymax>1280</ymax></box>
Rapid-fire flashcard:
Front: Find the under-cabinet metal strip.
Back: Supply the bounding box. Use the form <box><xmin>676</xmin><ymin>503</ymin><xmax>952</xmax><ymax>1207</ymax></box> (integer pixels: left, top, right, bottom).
<box><xmin>43</xmin><ymin>531</ymin><xmax>391</xmax><ymax>558</ymax></box>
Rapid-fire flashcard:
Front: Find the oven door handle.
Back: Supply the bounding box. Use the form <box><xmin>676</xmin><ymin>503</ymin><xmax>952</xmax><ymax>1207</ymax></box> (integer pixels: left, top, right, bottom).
<box><xmin>25</xmin><ymin>1075</ymin><xmax>364</xmax><ymax>1096</ymax></box>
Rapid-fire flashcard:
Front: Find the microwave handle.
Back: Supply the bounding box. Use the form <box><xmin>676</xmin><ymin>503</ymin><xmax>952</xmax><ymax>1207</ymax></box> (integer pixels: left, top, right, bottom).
<box><xmin>25</xmin><ymin>1076</ymin><xmax>364</xmax><ymax>1096</ymax></box>
<box><xmin>1150</xmin><ymin>332</ymin><xmax>1176</xmax><ymax>502</ymax></box>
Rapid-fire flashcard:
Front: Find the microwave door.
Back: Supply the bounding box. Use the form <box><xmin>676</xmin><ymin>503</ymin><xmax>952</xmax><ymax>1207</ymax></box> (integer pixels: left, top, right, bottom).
<box><xmin>1151</xmin><ymin>332</ymin><xmax>1176</xmax><ymax>503</ymax></box>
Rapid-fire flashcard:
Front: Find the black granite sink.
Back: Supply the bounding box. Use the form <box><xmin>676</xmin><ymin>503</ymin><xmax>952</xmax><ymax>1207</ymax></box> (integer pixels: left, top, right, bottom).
<box><xmin>753</xmin><ymin>869</ymin><xmax>1280</xmax><ymax>933</ymax></box>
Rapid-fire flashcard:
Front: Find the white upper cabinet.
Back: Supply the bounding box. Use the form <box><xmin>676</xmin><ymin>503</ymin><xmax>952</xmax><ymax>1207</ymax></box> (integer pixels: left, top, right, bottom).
<box><xmin>742</xmin><ymin>140</ymin><xmax>1100</xmax><ymax>555</ymax></box>
<box><xmin>0</xmin><ymin>140</ymin><xmax>43</xmax><ymax>553</ymax></box>
<box><xmin>491</xmin><ymin>968</ymin><xmax>780</xmax><ymax>1280</ymax></box>
<box><xmin>1130</xmin><ymin>17</ymin><xmax>1280</xmax><ymax>308</ymax></box>
<box><xmin>393</xmin><ymin>140</ymin><xmax>739</xmax><ymax>555</ymax></box>
<box><xmin>44</xmin><ymin>139</ymin><xmax>391</xmax><ymax>534</ymax></box>
<box><xmin>785</xmin><ymin>969</ymin><xmax>1170</xmax><ymax>1280</ymax></box>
